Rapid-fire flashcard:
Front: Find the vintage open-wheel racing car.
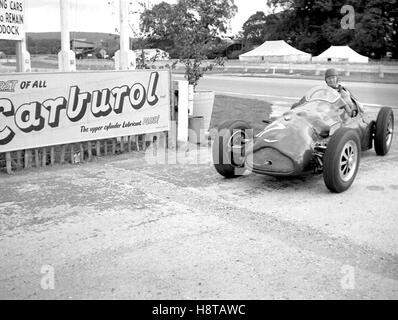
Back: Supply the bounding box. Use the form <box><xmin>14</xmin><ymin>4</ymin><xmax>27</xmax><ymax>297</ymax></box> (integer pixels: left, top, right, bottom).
<box><xmin>212</xmin><ymin>86</ymin><xmax>394</xmax><ymax>193</ymax></box>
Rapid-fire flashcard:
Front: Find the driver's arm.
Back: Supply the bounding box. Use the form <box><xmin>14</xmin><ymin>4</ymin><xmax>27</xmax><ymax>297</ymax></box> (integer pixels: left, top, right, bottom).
<box><xmin>291</xmin><ymin>96</ymin><xmax>306</xmax><ymax>109</ymax></box>
<box><xmin>340</xmin><ymin>89</ymin><xmax>356</xmax><ymax>117</ymax></box>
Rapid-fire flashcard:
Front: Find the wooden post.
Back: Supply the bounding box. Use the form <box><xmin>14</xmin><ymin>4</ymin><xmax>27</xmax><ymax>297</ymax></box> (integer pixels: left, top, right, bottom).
<box><xmin>128</xmin><ymin>136</ymin><xmax>132</xmax><ymax>152</ymax></box>
<box><xmin>87</xmin><ymin>142</ymin><xmax>92</xmax><ymax>161</ymax></box>
<box><xmin>104</xmin><ymin>140</ymin><xmax>108</xmax><ymax>156</ymax></box>
<box><xmin>120</xmin><ymin>137</ymin><xmax>125</xmax><ymax>153</ymax></box>
<box><xmin>60</xmin><ymin>146</ymin><xmax>66</xmax><ymax>164</ymax></box>
<box><xmin>135</xmin><ymin>136</ymin><xmax>140</xmax><ymax>151</ymax></box>
<box><xmin>379</xmin><ymin>65</ymin><xmax>384</xmax><ymax>78</ymax></box>
<box><xmin>70</xmin><ymin>144</ymin><xmax>74</xmax><ymax>164</ymax></box>
<box><xmin>35</xmin><ymin>149</ymin><xmax>40</xmax><ymax>167</ymax></box>
<box><xmin>345</xmin><ymin>64</ymin><xmax>350</xmax><ymax>77</ymax></box>
<box><xmin>168</xmin><ymin>80</ymin><xmax>177</xmax><ymax>150</ymax></box>
<box><xmin>50</xmin><ymin>147</ymin><xmax>55</xmax><ymax>165</ymax></box>
<box><xmin>42</xmin><ymin>148</ymin><xmax>47</xmax><ymax>167</ymax></box>
<box><xmin>96</xmin><ymin>141</ymin><xmax>101</xmax><ymax>156</ymax></box>
<box><xmin>6</xmin><ymin>152</ymin><xmax>12</xmax><ymax>174</ymax></box>
<box><xmin>16</xmin><ymin>151</ymin><xmax>22</xmax><ymax>169</ymax></box>
<box><xmin>24</xmin><ymin>150</ymin><xmax>30</xmax><ymax>169</ymax></box>
<box><xmin>141</xmin><ymin>135</ymin><xmax>147</xmax><ymax>151</ymax></box>
<box><xmin>112</xmin><ymin>139</ymin><xmax>116</xmax><ymax>154</ymax></box>
<box><xmin>79</xmin><ymin>143</ymin><xmax>84</xmax><ymax>162</ymax></box>
<box><xmin>177</xmin><ymin>80</ymin><xmax>189</xmax><ymax>148</ymax></box>
<box><xmin>168</xmin><ymin>119</ymin><xmax>177</xmax><ymax>151</ymax></box>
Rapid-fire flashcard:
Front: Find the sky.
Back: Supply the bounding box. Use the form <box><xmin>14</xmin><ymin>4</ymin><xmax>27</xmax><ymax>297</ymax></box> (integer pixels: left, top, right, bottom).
<box><xmin>24</xmin><ymin>0</ymin><xmax>270</xmax><ymax>35</ymax></box>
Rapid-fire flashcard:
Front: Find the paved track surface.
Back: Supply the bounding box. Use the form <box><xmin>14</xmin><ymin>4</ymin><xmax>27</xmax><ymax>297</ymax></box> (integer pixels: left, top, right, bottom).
<box><xmin>0</xmin><ymin>140</ymin><xmax>397</xmax><ymax>299</ymax></box>
<box><xmin>193</xmin><ymin>75</ymin><xmax>398</xmax><ymax>108</ymax></box>
<box><xmin>186</xmin><ymin>74</ymin><xmax>398</xmax><ymax>117</ymax></box>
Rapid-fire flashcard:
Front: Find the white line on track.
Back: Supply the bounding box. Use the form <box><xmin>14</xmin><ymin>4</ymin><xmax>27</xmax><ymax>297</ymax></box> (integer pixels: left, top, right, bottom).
<box><xmin>216</xmin><ymin>90</ymin><xmax>298</xmax><ymax>100</ymax></box>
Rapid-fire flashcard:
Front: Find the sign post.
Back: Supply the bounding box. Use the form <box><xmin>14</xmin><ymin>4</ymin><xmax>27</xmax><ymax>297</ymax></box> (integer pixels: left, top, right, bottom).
<box><xmin>0</xmin><ymin>0</ymin><xmax>31</xmax><ymax>72</ymax></box>
<box><xmin>58</xmin><ymin>0</ymin><xmax>76</xmax><ymax>72</ymax></box>
<box><xmin>15</xmin><ymin>36</ymin><xmax>30</xmax><ymax>72</ymax></box>
<box><xmin>114</xmin><ymin>0</ymin><xmax>136</xmax><ymax>70</ymax></box>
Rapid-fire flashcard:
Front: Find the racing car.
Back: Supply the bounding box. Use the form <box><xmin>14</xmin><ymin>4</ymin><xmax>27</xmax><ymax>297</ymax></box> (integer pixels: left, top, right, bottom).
<box><xmin>212</xmin><ymin>85</ymin><xmax>394</xmax><ymax>193</ymax></box>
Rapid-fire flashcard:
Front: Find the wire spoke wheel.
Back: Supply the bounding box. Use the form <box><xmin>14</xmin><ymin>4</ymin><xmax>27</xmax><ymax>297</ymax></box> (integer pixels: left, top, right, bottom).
<box><xmin>338</xmin><ymin>141</ymin><xmax>358</xmax><ymax>182</ymax></box>
<box><xmin>323</xmin><ymin>128</ymin><xmax>361</xmax><ymax>193</ymax></box>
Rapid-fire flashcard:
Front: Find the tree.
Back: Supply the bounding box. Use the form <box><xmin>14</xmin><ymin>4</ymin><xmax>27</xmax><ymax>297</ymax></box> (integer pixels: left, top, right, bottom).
<box><xmin>141</xmin><ymin>0</ymin><xmax>237</xmax><ymax>87</ymax></box>
<box><xmin>242</xmin><ymin>11</ymin><xmax>267</xmax><ymax>46</ymax></box>
<box><xmin>141</xmin><ymin>0</ymin><xmax>237</xmax><ymax>57</ymax></box>
<box><xmin>140</xmin><ymin>1</ymin><xmax>176</xmax><ymax>52</ymax></box>
<box><xmin>260</xmin><ymin>0</ymin><xmax>398</xmax><ymax>58</ymax></box>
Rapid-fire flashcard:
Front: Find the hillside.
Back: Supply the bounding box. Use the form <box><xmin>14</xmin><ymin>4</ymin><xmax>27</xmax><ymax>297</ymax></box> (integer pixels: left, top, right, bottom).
<box><xmin>0</xmin><ymin>32</ymin><xmax>121</xmax><ymax>55</ymax></box>
<box><xmin>27</xmin><ymin>32</ymin><xmax>119</xmax><ymax>45</ymax></box>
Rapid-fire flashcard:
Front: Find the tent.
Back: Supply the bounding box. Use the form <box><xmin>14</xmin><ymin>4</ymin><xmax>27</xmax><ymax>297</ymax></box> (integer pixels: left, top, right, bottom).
<box><xmin>313</xmin><ymin>46</ymin><xmax>369</xmax><ymax>63</ymax></box>
<box><xmin>239</xmin><ymin>40</ymin><xmax>312</xmax><ymax>63</ymax></box>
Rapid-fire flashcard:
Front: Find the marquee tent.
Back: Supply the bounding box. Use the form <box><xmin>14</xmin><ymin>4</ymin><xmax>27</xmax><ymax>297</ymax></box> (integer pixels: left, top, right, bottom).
<box><xmin>313</xmin><ymin>46</ymin><xmax>369</xmax><ymax>63</ymax></box>
<box><xmin>239</xmin><ymin>40</ymin><xmax>312</xmax><ymax>62</ymax></box>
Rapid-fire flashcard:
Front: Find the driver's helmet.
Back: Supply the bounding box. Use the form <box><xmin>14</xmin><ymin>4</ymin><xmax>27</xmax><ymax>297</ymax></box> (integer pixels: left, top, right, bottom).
<box><xmin>325</xmin><ymin>68</ymin><xmax>340</xmax><ymax>89</ymax></box>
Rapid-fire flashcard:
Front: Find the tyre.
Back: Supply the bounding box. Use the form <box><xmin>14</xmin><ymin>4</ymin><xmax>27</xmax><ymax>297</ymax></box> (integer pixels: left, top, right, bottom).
<box><xmin>323</xmin><ymin>128</ymin><xmax>361</xmax><ymax>193</ymax></box>
<box><xmin>374</xmin><ymin>107</ymin><xmax>394</xmax><ymax>156</ymax></box>
<box><xmin>212</xmin><ymin>120</ymin><xmax>252</xmax><ymax>178</ymax></box>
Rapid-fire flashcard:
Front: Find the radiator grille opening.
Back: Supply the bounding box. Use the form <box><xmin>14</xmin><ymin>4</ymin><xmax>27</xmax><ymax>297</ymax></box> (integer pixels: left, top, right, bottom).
<box><xmin>248</xmin><ymin>148</ymin><xmax>294</xmax><ymax>173</ymax></box>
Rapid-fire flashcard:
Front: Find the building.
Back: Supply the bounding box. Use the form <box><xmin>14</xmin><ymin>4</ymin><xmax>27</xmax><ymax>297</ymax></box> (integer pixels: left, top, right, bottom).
<box><xmin>71</xmin><ymin>39</ymin><xmax>95</xmax><ymax>59</ymax></box>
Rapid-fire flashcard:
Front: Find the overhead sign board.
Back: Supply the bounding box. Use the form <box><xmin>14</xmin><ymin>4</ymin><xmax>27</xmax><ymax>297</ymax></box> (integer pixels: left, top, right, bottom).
<box><xmin>0</xmin><ymin>0</ymin><xmax>25</xmax><ymax>41</ymax></box>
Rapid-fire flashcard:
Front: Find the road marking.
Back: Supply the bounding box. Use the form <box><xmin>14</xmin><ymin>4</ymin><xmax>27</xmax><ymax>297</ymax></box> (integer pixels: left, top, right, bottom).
<box><xmin>215</xmin><ymin>90</ymin><xmax>398</xmax><ymax>109</ymax></box>
<box><xmin>215</xmin><ymin>90</ymin><xmax>299</xmax><ymax>100</ymax></box>
<box><xmin>271</xmin><ymin>101</ymin><xmax>290</xmax><ymax>105</ymax></box>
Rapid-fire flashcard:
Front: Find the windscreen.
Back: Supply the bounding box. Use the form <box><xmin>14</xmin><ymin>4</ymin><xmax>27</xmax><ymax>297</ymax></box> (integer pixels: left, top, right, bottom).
<box><xmin>305</xmin><ymin>86</ymin><xmax>341</xmax><ymax>103</ymax></box>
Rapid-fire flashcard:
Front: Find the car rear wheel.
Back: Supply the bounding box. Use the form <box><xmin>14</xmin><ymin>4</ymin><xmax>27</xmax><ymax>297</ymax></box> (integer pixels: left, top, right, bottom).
<box><xmin>374</xmin><ymin>107</ymin><xmax>394</xmax><ymax>156</ymax></box>
<box><xmin>212</xmin><ymin>120</ymin><xmax>252</xmax><ymax>178</ymax></box>
<box><xmin>323</xmin><ymin>128</ymin><xmax>361</xmax><ymax>193</ymax></box>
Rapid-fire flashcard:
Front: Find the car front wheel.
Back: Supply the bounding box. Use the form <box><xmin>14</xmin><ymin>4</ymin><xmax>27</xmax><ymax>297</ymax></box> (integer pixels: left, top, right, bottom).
<box><xmin>323</xmin><ymin>128</ymin><xmax>361</xmax><ymax>193</ymax></box>
<box><xmin>212</xmin><ymin>120</ymin><xmax>252</xmax><ymax>178</ymax></box>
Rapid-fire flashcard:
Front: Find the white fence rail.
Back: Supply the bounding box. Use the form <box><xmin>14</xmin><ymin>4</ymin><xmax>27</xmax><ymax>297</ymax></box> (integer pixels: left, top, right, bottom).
<box><xmin>166</xmin><ymin>60</ymin><xmax>398</xmax><ymax>78</ymax></box>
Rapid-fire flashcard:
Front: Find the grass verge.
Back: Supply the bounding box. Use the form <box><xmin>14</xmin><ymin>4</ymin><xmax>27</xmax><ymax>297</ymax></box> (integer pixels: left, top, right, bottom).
<box><xmin>210</xmin><ymin>95</ymin><xmax>272</xmax><ymax>135</ymax></box>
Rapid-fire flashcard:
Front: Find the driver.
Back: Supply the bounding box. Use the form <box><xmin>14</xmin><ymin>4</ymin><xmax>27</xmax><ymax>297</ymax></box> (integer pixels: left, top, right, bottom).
<box><xmin>324</xmin><ymin>68</ymin><xmax>357</xmax><ymax>117</ymax></box>
<box><xmin>291</xmin><ymin>68</ymin><xmax>359</xmax><ymax>117</ymax></box>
